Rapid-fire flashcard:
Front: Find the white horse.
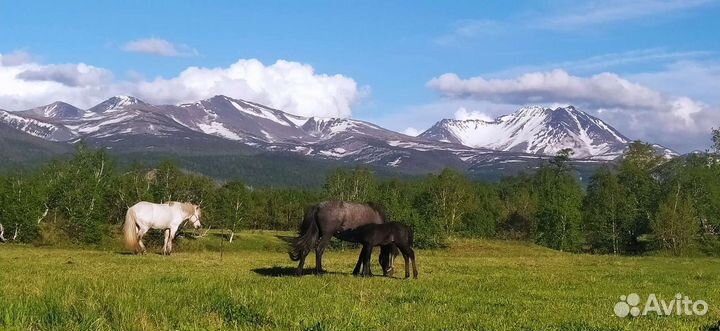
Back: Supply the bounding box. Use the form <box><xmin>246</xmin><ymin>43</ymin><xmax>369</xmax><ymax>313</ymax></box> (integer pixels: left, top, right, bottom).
<box><xmin>123</xmin><ymin>201</ymin><xmax>202</xmax><ymax>255</ymax></box>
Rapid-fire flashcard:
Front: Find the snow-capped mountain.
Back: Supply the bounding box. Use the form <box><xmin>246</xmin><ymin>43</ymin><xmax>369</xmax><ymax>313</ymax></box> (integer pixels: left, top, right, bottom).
<box><xmin>166</xmin><ymin>95</ymin><xmax>310</xmax><ymax>143</ymax></box>
<box><xmin>88</xmin><ymin>95</ymin><xmax>148</xmax><ymax>113</ymax></box>
<box><xmin>0</xmin><ymin>109</ymin><xmax>76</xmax><ymax>141</ymax></box>
<box><xmin>420</xmin><ymin>106</ymin><xmax>633</xmax><ymax>159</ymax></box>
<box><xmin>18</xmin><ymin>101</ymin><xmax>86</xmax><ymax>119</ymax></box>
<box><xmin>0</xmin><ymin>97</ymin><xmax>676</xmax><ymax>176</ymax></box>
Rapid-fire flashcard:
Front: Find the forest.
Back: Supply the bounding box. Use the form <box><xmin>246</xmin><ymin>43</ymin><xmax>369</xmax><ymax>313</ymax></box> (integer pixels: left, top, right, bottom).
<box><xmin>1</xmin><ymin>131</ymin><xmax>720</xmax><ymax>256</ymax></box>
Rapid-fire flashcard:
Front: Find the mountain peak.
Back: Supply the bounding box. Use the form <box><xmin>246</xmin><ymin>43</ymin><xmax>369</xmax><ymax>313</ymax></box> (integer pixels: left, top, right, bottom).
<box><xmin>420</xmin><ymin>105</ymin><xmax>632</xmax><ymax>159</ymax></box>
<box><xmin>207</xmin><ymin>94</ymin><xmax>232</xmax><ymax>102</ymax></box>
<box><xmin>19</xmin><ymin>101</ymin><xmax>84</xmax><ymax>119</ymax></box>
<box><xmin>88</xmin><ymin>96</ymin><xmax>147</xmax><ymax>113</ymax></box>
<box><xmin>203</xmin><ymin>95</ymin><xmax>251</xmax><ymax>104</ymax></box>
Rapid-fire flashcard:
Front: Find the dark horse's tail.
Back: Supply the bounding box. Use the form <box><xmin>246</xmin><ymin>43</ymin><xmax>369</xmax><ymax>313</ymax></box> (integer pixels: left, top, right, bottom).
<box><xmin>408</xmin><ymin>226</ymin><xmax>414</xmax><ymax>246</ymax></box>
<box><xmin>289</xmin><ymin>205</ymin><xmax>320</xmax><ymax>261</ymax></box>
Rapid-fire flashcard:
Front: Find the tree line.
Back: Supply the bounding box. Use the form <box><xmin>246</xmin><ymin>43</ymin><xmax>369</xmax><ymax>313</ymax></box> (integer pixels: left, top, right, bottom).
<box><xmin>1</xmin><ymin>134</ymin><xmax>720</xmax><ymax>255</ymax></box>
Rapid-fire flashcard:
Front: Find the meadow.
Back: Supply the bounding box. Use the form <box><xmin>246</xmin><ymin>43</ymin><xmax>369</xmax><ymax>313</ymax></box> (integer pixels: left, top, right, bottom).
<box><xmin>0</xmin><ymin>231</ymin><xmax>719</xmax><ymax>331</ymax></box>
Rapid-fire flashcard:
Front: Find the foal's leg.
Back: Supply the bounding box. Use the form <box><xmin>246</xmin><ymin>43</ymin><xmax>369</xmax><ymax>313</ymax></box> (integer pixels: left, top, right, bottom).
<box><xmin>353</xmin><ymin>245</ymin><xmax>365</xmax><ymax>276</ymax></box>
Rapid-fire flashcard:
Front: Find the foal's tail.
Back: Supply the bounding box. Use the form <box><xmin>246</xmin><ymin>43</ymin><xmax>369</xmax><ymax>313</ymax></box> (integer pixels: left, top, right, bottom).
<box><xmin>289</xmin><ymin>205</ymin><xmax>320</xmax><ymax>261</ymax></box>
<box><xmin>123</xmin><ymin>207</ymin><xmax>139</xmax><ymax>251</ymax></box>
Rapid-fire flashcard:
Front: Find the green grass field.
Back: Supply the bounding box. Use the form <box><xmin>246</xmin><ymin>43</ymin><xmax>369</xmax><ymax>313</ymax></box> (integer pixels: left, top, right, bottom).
<box><xmin>1</xmin><ymin>231</ymin><xmax>719</xmax><ymax>330</ymax></box>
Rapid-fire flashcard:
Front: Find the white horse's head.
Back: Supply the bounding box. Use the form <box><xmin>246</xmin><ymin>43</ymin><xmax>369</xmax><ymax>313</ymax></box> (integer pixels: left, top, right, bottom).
<box><xmin>189</xmin><ymin>205</ymin><xmax>202</xmax><ymax>229</ymax></box>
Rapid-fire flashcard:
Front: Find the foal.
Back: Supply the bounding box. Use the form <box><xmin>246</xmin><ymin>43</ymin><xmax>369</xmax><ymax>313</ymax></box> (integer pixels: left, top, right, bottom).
<box><xmin>347</xmin><ymin>222</ymin><xmax>418</xmax><ymax>279</ymax></box>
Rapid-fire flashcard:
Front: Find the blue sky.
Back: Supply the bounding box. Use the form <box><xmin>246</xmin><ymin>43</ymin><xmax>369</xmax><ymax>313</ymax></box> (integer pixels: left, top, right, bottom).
<box><xmin>1</xmin><ymin>0</ymin><xmax>719</xmax><ymax>152</ymax></box>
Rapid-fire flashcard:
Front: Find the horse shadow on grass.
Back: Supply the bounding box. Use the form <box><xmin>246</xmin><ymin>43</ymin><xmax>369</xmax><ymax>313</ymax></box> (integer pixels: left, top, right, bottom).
<box><xmin>701</xmin><ymin>321</ymin><xmax>720</xmax><ymax>331</ymax></box>
<box><xmin>252</xmin><ymin>266</ymin><xmax>345</xmax><ymax>277</ymax></box>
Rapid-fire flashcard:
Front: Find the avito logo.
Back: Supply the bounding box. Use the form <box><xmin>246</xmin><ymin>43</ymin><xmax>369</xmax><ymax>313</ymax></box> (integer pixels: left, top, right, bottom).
<box><xmin>614</xmin><ymin>293</ymin><xmax>708</xmax><ymax>317</ymax></box>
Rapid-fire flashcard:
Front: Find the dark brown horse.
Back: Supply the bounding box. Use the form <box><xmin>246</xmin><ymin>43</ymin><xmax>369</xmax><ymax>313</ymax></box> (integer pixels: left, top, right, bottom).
<box><xmin>289</xmin><ymin>200</ymin><xmax>393</xmax><ymax>275</ymax></box>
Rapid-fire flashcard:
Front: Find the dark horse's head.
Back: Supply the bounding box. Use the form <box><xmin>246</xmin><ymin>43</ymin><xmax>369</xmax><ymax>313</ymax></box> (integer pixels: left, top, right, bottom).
<box><xmin>379</xmin><ymin>244</ymin><xmax>398</xmax><ymax>276</ymax></box>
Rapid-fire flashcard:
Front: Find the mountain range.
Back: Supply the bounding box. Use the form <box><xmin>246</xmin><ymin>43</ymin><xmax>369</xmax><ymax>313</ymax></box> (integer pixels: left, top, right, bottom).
<box><xmin>0</xmin><ymin>95</ymin><xmax>676</xmax><ymax>185</ymax></box>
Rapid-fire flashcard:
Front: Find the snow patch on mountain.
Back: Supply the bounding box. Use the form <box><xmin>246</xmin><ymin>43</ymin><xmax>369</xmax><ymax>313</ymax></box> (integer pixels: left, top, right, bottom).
<box><xmin>420</xmin><ymin>105</ymin><xmax>632</xmax><ymax>158</ymax></box>
<box><xmin>197</xmin><ymin>121</ymin><xmax>242</xmax><ymax>140</ymax></box>
<box><xmin>89</xmin><ymin>96</ymin><xmax>147</xmax><ymax>113</ymax></box>
<box><xmin>0</xmin><ymin>110</ymin><xmax>74</xmax><ymax>141</ymax></box>
<box><xmin>229</xmin><ymin>99</ymin><xmax>293</xmax><ymax>127</ymax></box>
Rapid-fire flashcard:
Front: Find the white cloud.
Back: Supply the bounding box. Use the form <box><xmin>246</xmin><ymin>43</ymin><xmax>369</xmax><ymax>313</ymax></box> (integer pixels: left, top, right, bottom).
<box><xmin>0</xmin><ymin>59</ymin><xmax>119</xmax><ymax>110</ymax></box>
<box><xmin>454</xmin><ymin>107</ymin><xmax>493</xmax><ymax>121</ymax></box>
<box><xmin>628</xmin><ymin>60</ymin><xmax>720</xmax><ymax>104</ymax></box>
<box><xmin>402</xmin><ymin>127</ymin><xmax>421</xmax><ymax>136</ymax></box>
<box><xmin>495</xmin><ymin>49</ymin><xmax>713</xmax><ymax>75</ymax></box>
<box><xmin>122</xmin><ymin>38</ymin><xmax>197</xmax><ymax>57</ymax></box>
<box><xmin>434</xmin><ymin>20</ymin><xmax>501</xmax><ymax>45</ymax></box>
<box><xmin>427</xmin><ymin>68</ymin><xmax>719</xmax><ymax>152</ymax></box>
<box><xmin>433</xmin><ymin>1</ymin><xmax>715</xmax><ymax>46</ymax></box>
<box><xmin>0</xmin><ymin>50</ymin><xmax>32</xmax><ymax>66</ymax></box>
<box><xmin>132</xmin><ymin>59</ymin><xmax>360</xmax><ymax>117</ymax></box>
<box><xmin>17</xmin><ymin>63</ymin><xmax>112</xmax><ymax>87</ymax></box>
<box><xmin>0</xmin><ymin>54</ymin><xmax>361</xmax><ymax>118</ymax></box>
<box><xmin>429</xmin><ymin>69</ymin><xmax>669</xmax><ymax>110</ymax></box>
<box><xmin>538</xmin><ymin>0</ymin><xmax>715</xmax><ymax>29</ymax></box>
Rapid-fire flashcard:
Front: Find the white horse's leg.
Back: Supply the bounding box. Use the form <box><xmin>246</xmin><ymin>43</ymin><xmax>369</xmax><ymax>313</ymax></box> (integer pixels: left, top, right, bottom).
<box><xmin>137</xmin><ymin>227</ymin><xmax>149</xmax><ymax>255</ymax></box>
<box><xmin>162</xmin><ymin>229</ymin><xmax>170</xmax><ymax>255</ymax></box>
<box><xmin>168</xmin><ymin>227</ymin><xmax>178</xmax><ymax>255</ymax></box>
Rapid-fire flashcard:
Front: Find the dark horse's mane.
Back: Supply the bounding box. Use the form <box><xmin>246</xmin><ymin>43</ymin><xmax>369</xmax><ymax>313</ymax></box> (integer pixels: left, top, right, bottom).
<box><xmin>365</xmin><ymin>201</ymin><xmax>388</xmax><ymax>222</ymax></box>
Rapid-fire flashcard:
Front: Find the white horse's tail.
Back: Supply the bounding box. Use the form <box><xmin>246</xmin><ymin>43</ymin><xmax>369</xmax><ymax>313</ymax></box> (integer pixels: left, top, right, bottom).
<box><xmin>123</xmin><ymin>207</ymin><xmax>138</xmax><ymax>251</ymax></box>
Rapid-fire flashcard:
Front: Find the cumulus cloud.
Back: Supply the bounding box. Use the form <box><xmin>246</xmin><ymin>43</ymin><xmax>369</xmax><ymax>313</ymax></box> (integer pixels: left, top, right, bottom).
<box><xmin>454</xmin><ymin>107</ymin><xmax>493</xmax><ymax>121</ymax></box>
<box><xmin>0</xmin><ymin>50</ymin><xmax>32</xmax><ymax>66</ymax></box>
<box><xmin>428</xmin><ymin>69</ymin><xmax>671</xmax><ymax>110</ymax></box>
<box><xmin>132</xmin><ymin>59</ymin><xmax>359</xmax><ymax>117</ymax></box>
<box><xmin>17</xmin><ymin>63</ymin><xmax>112</xmax><ymax>87</ymax></box>
<box><xmin>0</xmin><ymin>59</ymin><xmax>119</xmax><ymax>110</ymax></box>
<box><xmin>426</xmin><ymin>69</ymin><xmax>712</xmax><ymax>125</ymax></box>
<box><xmin>402</xmin><ymin>127</ymin><xmax>421</xmax><ymax>136</ymax></box>
<box><xmin>0</xmin><ymin>54</ymin><xmax>361</xmax><ymax>118</ymax></box>
<box><xmin>427</xmin><ymin>68</ymin><xmax>719</xmax><ymax>152</ymax></box>
<box><xmin>122</xmin><ymin>38</ymin><xmax>197</xmax><ymax>57</ymax></box>
<box><xmin>628</xmin><ymin>60</ymin><xmax>720</xmax><ymax>104</ymax></box>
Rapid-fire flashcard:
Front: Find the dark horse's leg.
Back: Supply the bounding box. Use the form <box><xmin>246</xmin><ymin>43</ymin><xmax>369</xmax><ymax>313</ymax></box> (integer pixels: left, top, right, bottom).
<box><xmin>398</xmin><ymin>244</ymin><xmax>411</xmax><ymax>279</ymax></box>
<box><xmin>315</xmin><ymin>233</ymin><xmax>333</xmax><ymax>275</ymax></box>
<box><xmin>408</xmin><ymin>247</ymin><xmax>418</xmax><ymax>279</ymax></box>
<box><xmin>362</xmin><ymin>244</ymin><xmax>374</xmax><ymax>277</ymax></box>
